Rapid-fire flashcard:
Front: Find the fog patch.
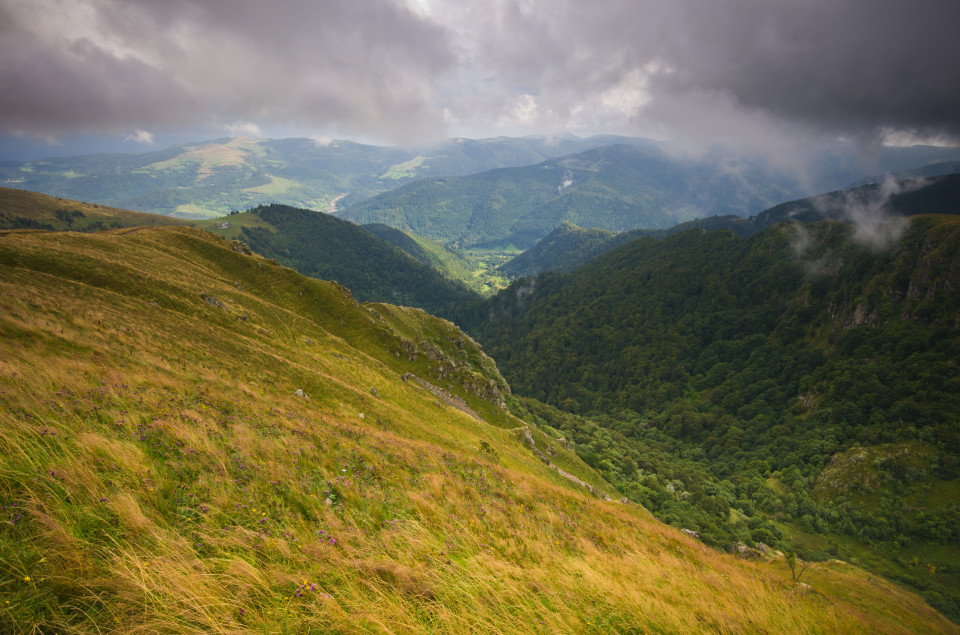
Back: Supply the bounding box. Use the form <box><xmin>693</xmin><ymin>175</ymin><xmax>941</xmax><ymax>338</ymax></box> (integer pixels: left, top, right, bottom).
<box><xmin>814</xmin><ymin>175</ymin><xmax>919</xmax><ymax>251</ymax></box>
<box><xmin>311</xmin><ymin>135</ymin><xmax>335</xmax><ymax>148</ymax></box>
<box><xmin>125</xmin><ymin>129</ymin><xmax>155</xmax><ymax>145</ymax></box>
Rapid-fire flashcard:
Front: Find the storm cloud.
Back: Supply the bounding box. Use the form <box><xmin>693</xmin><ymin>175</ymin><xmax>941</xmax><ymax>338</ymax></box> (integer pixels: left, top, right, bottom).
<box><xmin>1</xmin><ymin>0</ymin><xmax>958</xmax><ymax>151</ymax></box>
<box><xmin>0</xmin><ymin>0</ymin><xmax>453</xmax><ymax>142</ymax></box>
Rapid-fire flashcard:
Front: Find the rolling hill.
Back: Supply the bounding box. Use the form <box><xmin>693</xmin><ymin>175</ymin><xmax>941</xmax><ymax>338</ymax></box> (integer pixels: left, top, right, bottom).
<box><xmin>0</xmin><ymin>224</ymin><xmax>955</xmax><ymax>632</ymax></box>
<box><xmin>0</xmin><ymin>186</ymin><xmax>193</xmax><ymax>232</ymax></box>
<box><xmin>0</xmin><ymin>189</ymin><xmax>479</xmax><ymax>315</ymax></box>
<box><xmin>459</xmin><ymin>214</ymin><xmax>960</xmax><ymax>619</ymax></box>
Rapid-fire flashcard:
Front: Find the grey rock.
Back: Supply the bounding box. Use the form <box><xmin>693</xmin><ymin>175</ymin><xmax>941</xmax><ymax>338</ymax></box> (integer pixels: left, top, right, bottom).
<box><xmin>200</xmin><ymin>294</ymin><xmax>226</xmax><ymax>310</ymax></box>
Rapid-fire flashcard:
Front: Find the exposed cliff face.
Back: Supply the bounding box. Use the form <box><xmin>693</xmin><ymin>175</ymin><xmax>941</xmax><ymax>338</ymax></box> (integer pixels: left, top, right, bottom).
<box><xmin>821</xmin><ymin>216</ymin><xmax>960</xmax><ymax>331</ymax></box>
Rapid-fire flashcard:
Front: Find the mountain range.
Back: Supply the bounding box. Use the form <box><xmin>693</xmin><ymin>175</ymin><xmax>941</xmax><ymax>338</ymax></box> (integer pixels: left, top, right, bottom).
<box><xmin>500</xmin><ymin>173</ymin><xmax>960</xmax><ymax>276</ymax></box>
<box><xmin>340</xmin><ymin>142</ymin><xmax>807</xmax><ymax>248</ymax></box>
<box><xmin>5</xmin><ymin>134</ymin><xmax>960</xmax><ymax>235</ymax></box>
<box><xmin>0</xmin><ymin>134</ymin><xmax>659</xmax><ymax>219</ymax></box>
<box><xmin>3</xmin><ymin>144</ymin><xmax>960</xmax><ymax>630</ymax></box>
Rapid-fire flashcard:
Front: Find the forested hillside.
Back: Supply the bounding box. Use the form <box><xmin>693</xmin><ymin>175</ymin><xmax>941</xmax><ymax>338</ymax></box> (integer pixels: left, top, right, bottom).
<box><xmin>498</xmin><ymin>223</ymin><xmax>622</xmax><ymax>277</ymax></box>
<box><xmin>501</xmin><ymin>173</ymin><xmax>960</xmax><ymax>277</ymax></box>
<box><xmin>204</xmin><ymin>204</ymin><xmax>479</xmax><ymax>315</ymax></box>
<box><xmin>461</xmin><ymin>215</ymin><xmax>960</xmax><ymax>618</ymax></box>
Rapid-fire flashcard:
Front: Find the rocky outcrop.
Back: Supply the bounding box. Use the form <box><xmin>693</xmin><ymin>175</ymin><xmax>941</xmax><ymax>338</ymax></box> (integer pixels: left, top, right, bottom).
<box><xmin>519</xmin><ymin>427</ymin><xmax>613</xmax><ymax>501</ymax></box>
<box><xmin>403</xmin><ymin>374</ymin><xmax>484</xmax><ymax>423</ymax></box>
<box><xmin>200</xmin><ymin>293</ymin><xmax>227</xmax><ymax>310</ymax></box>
<box><xmin>393</xmin><ymin>334</ymin><xmax>510</xmax><ymax>411</ymax></box>
<box><xmin>732</xmin><ymin>542</ymin><xmax>766</xmax><ymax>560</ymax></box>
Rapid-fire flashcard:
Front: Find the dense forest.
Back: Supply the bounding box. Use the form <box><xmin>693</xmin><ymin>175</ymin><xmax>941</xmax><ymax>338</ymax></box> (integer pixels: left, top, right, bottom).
<box><xmin>458</xmin><ymin>216</ymin><xmax>960</xmax><ymax>618</ymax></box>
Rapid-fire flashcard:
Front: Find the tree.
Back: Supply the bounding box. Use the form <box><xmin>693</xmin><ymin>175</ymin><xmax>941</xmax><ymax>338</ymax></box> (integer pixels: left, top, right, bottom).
<box><xmin>785</xmin><ymin>551</ymin><xmax>809</xmax><ymax>583</ymax></box>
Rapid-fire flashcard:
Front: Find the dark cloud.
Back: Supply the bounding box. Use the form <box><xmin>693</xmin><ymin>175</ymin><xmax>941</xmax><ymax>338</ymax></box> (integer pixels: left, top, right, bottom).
<box><xmin>1</xmin><ymin>0</ymin><xmax>958</xmax><ymax>151</ymax></box>
<box><xmin>647</xmin><ymin>0</ymin><xmax>960</xmax><ymax>141</ymax></box>
<box><xmin>0</xmin><ymin>0</ymin><xmax>452</xmax><ymax>142</ymax></box>
<box><xmin>434</xmin><ymin>0</ymin><xmax>960</xmax><ymax>148</ymax></box>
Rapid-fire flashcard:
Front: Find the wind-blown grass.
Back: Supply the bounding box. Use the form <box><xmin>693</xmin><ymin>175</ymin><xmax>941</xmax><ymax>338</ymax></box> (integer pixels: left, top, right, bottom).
<box><xmin>0</xmin><ymin>226</ymin><xmax>954</xmax><ymax>633</ymax></box>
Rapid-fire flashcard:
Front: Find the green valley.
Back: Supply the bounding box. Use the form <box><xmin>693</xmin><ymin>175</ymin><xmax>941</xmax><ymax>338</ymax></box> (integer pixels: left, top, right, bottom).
<box><xmin>459</xmin><ymin>214</ymin><xmax>960</xmax><ymax>619</ymax></box>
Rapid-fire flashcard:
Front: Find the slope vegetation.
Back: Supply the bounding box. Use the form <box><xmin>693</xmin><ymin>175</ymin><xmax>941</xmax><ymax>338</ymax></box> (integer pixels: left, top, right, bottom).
<box><xmin>500</xmin><ymin>173</ymin><xmax>960</xmax><ymax>277</ymax></box>
<box><xmin>0</xmin><ymin>186</ymin><xmax>192</xmax><ymax>232</ymax></box>
<box><xmin>340</xmin><ymin>143</ymin><xmax>801</xmax><ymax>248</ymax></box>
<box><xmin>200</xmin><ymin>204</ymin><xmax>479</xmax><ymax>315</ymax></box>
<box><xmin>462</xmin><ymin>215</ymin><xmax>960</xmax><ymax>619</ymax></box>
<box><xmin>0</xmin><ymin>226</ymin><xmax>952</xmax><ymax>633</ymax></box>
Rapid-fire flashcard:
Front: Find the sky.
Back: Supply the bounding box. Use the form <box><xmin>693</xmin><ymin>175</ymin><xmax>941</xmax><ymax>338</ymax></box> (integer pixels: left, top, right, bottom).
<box><xmin>1</xmin><ymin>0</ymin><xmax>959</xmax><ymax>161</ymax></box>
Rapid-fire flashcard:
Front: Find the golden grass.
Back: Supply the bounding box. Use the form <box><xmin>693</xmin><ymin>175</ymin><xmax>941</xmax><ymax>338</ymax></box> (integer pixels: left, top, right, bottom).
<box><xmin>0</xmin><ymin>186</ymin><xmax>191</xmax><ymax>231</ymax></box>
<box><xmin>0</xmin><ymin>226</ymin><xmax>955</xmax><ymax>633</ymax></box>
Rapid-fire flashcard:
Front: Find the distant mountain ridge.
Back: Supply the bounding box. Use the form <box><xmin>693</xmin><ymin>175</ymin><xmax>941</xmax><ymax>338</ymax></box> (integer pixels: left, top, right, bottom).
<box><xmin>501</xmin><ymin>172</ymin><xmax>960</xmax><ymax>276</ymax></box>
<box><xmin>5</xmin><ymin>134</ymin><xmax>960</xmax><ymax>227</ymax></box>
<box><xmin>339</xmin><ymin>143</ymin><xmax>804</xmax><ymax>248</ymax></box>
<box><xmin>0</xmin><ymin>134</ymin><xmax>656</xmax><ymax>219</ymax></box>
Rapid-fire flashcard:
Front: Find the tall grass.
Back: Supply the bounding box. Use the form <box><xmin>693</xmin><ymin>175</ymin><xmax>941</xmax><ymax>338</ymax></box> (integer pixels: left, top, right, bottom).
<box><xmin>0</xmin><ymin>227</ymin><xmax>954</xmax><ymax>633</ymax></box>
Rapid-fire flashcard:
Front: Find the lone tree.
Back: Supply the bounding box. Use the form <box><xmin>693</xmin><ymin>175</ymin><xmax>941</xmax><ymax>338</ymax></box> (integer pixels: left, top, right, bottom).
<box><xmin>786</xmin><ymin>551</ymin><xmax>809</xmax><ymax>583</ymax></box>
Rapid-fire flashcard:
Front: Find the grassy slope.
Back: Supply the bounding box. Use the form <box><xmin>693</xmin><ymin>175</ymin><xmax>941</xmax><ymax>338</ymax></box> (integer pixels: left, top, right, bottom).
<box><xmin>0</xmin><ymin>227</ymin><xmax>952</xmax><ymax>633</ymax></box>
<box><xmin>0</xmin><ymin>186</ymin><xmax>193</xmax><ymax>231</ymax></box>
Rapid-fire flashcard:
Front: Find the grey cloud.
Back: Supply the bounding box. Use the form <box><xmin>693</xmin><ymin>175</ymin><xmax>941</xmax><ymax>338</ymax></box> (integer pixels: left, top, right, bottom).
<box><xmin>1</xmin><ymin>0</ymin><xmax>958</xmax><ymax>150</ymax></box>
<box><xmin>438</xmin><ymin>0</ymin><xmax>960</xmax><ymax>150</ymax></box>
<box><xmin>648</xmin><ymin>0</ymin><xmax>960</xmax><ymax>141</ymax></box>
<box><xmin>0</xmin><ymin>0</ymin><xmax>453</xmax><ymax>142</ymax></box>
